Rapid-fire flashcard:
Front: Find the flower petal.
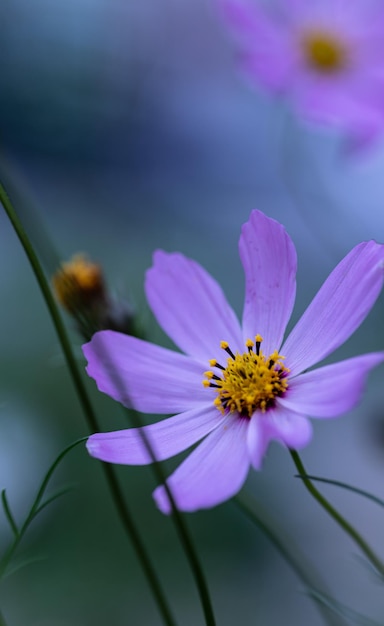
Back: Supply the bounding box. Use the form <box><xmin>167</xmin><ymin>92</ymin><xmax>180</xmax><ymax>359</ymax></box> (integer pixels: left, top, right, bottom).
<box><xmin>220</xmin><ymin>0</ymin><xmax>298</xmax><ymax>92</ymax></box>
<box><xmin>247</xmin><ymin>408</ymin><xmax>313</xmax><ymax>465</ymax></box>
<box><xmin>86</xmin><ymin>405</ymin><xmax>225</xmax><ymax>465</ymax></box>
<box><xmin>278</xmin><ymin>352</ymin><xmax>384</xmax><ymax>418</ymax></box>
<box><xmin>246</xmin><ymin>414</ymin><xmax>271</xmax><ymax>469</ymax></box>
<box><xmin>282</xmin><ymin>241</ymin><xmax>384</xmax><ymax>376</ymax></box>
<box><xmin>265</xmin><ymin>407</ymin><xmax>313</xmax><ymax>449</ymax></box>
<box><xmin>145</xmin><ymin>251</ymin><xmax>243</xmax><ymax>364</ymax></box>
<box><xmin>153</xmin><ymin>416</ymin><xmax>250</xmax><ymax>513</ymax></box>
<box><xmin>83</xmin><ymin>331</ymin><xmax>207</xmax><ymax>413</ymax></box>
<box><xmin>292</xmin><ymin>77</ymin><xmax>384</xmax><ymax>152</ymax></box>
<box><xmin>239</xmin><ymin>210</ymin><xmax>297</xmax><ymax>355</ymax></box>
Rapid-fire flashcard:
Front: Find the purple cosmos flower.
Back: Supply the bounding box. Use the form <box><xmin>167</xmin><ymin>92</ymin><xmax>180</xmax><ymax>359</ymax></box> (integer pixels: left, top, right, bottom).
<box><xmin>84</xmin><ymin>211</ymin><xmax>384</xmax><ymax>513</ymax></box>
<box><xmin>220</xmin><ymin>0</ymin><xmax>384</xmax><ymax>150</ymax></box>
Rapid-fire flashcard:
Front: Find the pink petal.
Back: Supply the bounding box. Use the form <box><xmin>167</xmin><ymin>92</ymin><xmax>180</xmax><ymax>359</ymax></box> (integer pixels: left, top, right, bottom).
<box><xmin>218</xmin><ymin>0</ymin><xmax>263</xmax><ymax>37</ymax></box>
<box><xmin>83</xmin><ymin>331</ymin><xmax>206</xmax><ymax>414</ymax></box>
<box><xmin>221</xmin><ymin>0</ymin><xmax>298</xmax><ymax>92</ymax></box>
<box><xmin>246</xmin><ymin>414</ymin><xmax>271</xmax><ymax>469</ymax></box>
<box><xmin>239</xmin><ymin>210</ymin><xmax>297</xmax><ymax>355</ymax></box>
<box><xmin>282</xmin><ymin>241</ymin><xmax>384</xmax><ymax>376</ymax></box>
<box><xmin>86</xmin><ymin>405</ymin><xmax>224</xmax><ymax>465</ymax></box>
<box><xmin>247</xmin><ymin>407</ymin><xmax>312</xmax><ymax>461</ymax></box>
<box><xmin>264</xmin><ymin>406</ymin><xmax>313</xmax><ymax>450</ymax></box>
<box><xmin>292</xmin><ymin>77</ymin><xmax>384</xmax><ymax>151</ymax></box>
<box><xmin>278</xmin><ymin>352</ymin><xmax>384</xmax><ymax>418</ymax></box>
<box><xmin>287</xmin><ymin>0</ymin><xmax>378</xmax><ymax>27</ymax></box>
<box><xmin>145</xmin><ymin>251</ymin><xmax>242</xmax><ymax>365</ymax></box>
<box><xmin>153</xmin><ymin>416</ymin><xmax>250</xmax><ymax>513</ymax></box>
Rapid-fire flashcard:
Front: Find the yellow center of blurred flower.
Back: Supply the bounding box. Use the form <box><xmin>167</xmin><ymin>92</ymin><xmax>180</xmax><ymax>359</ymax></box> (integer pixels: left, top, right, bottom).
<box><xmin>203</xmin><ymin>336</ymin><xmax>289</xmax><ymax>417</ymax></box>
<box><xmin>302</xmin><ymin>31</ymin><xmax>347</xmax><ymax>73</ymax></box>
<box><xmin>52</xmin><ymin>254</ymin><xmax>105</xmax><ymax>312</ymax></box>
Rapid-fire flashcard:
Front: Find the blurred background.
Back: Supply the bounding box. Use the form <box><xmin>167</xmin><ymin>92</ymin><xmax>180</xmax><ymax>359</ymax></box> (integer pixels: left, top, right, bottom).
<box><xmin>1</xmin><ymin>0</ymin><xmax>384</xmax><ymax>624</ymax></box>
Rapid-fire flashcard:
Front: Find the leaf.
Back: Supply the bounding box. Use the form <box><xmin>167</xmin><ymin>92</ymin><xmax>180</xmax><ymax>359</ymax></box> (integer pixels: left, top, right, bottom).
<box><xmin>34</xmin><ymin>484</ymin><xmax>75</xmax><ymax>516</ymax></box>
<box><xmin>1</xmin><ymin>490</ymin><xmax>18</xmax><ymax>537</ymax></box>
<box><xmin>235</xmin><ymin>492</ymin><xmax>345</xmax><ymax>626</ymax></box>
<box><xmin>353</xmin><ymin>554</ymin><xmax>384</xmax><ymax>584</ymax></box>
<box><xmin>295</xmin><ymin>475</ymin><xmax>384</xmax><ymax>509</ymax></box>
<box><xmin>1</xmin><ymin>554</ymin><xmax>47</xmax><ymax>580</ymax></box>
<box><xmin>307</xmin><ymin>590</ymin><xmax>382</xmax><ymax>626</ymax></box>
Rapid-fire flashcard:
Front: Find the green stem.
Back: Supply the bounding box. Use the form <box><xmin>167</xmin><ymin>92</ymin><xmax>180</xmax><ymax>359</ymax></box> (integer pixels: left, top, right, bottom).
<box><xmin>0</xmin><ymin>182</ymin><xmax>176</xmax><ymax>626</ymax></box>
<box><xmin>234</xmin><ymin>491</ymin><xmax>346</xmax><ymax>626</ymax></box>
<box><xmin>290</xmin><ymin>450</ymin><xmax>384</xmax><ymax>578</ymax></box>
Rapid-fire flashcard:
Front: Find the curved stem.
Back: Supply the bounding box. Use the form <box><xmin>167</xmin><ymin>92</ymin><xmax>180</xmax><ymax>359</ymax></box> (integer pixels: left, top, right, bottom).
<box><xmin>290</xmin><ymin>450</ymin><xmax>384</xmax><ymax>578</ymax></box>
<box><xmin>0</xmin><ymin>181</ymin><xmax>176</xmax><ymax>626</ymax></box>
<box><xmin>234</xmin><ymin>491</ymin><xmax>347</xmax><ymax>626</ymax></box>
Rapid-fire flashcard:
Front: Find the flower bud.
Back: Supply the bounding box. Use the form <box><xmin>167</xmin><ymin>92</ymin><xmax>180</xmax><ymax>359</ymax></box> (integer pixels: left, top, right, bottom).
<box><xmin>52</xmin><ymin>254</ymin><xmax>139</xmax><ymax>341</ymax></box>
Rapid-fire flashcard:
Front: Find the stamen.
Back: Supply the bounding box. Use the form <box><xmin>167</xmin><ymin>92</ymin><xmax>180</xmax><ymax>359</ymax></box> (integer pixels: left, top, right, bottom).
<box><xmin>246</xmin><ymin>338</ymin><xmax>254</xmax><ymax>354</ymax></box>
<box><xmin>220</xmin><ymin>340</ymin><xmax>236</xmax><ymax>360</ymax></box>
<box><xmin>209</xmin><ymin>358</ymin><xmax>226</xmax><ymax>371</ymax></box>
<box><xmin>203</xmin><ymin>337</ymin><xmax>289</xmax><ymax>418</ymax></box>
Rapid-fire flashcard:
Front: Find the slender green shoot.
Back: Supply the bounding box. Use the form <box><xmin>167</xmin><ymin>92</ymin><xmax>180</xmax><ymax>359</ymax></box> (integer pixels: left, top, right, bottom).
<box><xmin>0</xmin><ymin>179</ymin><xmax>216</xmax><ymax>626</ymax></box>
<box><xmin>0</xmin><ymin>438</ymin><xmax>85</xmax><ymax>580</ymax></box>
<box><xmin>1</xmin><ymin>179</ymin><xmax>215</xmax><ymax>626</ymax></box>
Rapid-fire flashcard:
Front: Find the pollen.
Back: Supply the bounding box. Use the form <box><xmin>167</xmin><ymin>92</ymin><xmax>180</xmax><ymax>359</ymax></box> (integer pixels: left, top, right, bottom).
<box><xmin>302</xmin><ymin>30</ymin><xmax>347</xmax><ymax>73</ymax></box>
<box><xmin>203</xmin><ymin>336</ymin><xmax>289</xmax><ymax>417</ymax></box>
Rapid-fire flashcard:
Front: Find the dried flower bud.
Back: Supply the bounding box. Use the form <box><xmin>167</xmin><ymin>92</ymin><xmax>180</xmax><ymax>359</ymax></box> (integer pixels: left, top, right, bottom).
<box><xmin>52</xmin><ymin>253</ymin><xmax>139</xmax><ymax>341</ymax></box>
<box><xmin>52</xmin><ymin>254</ymin><xmax>106</xmax><ymax>313</ymax></box>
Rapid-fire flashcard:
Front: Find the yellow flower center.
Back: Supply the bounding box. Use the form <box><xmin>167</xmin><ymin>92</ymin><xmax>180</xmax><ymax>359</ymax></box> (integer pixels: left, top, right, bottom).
<box><xmin>203</xmin><ymin>335</ymin><xmax>289</xmax><ymax>417</ymax></box>
<box><xmin>302</xmin><ymin>30</ymin><xmax>347</xmax><ymax>73</ymax></box>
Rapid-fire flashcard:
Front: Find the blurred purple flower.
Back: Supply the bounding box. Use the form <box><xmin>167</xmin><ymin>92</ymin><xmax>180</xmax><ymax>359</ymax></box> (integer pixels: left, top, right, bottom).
<box><xmin>220</xmin><ymin>0</ymin><xmax>384</xmax><ymax>150</ymax></box>
<box><xmin>84</xmin><ymin>211</ymin><xmax>384</xmax><ymax>513</ymax></box>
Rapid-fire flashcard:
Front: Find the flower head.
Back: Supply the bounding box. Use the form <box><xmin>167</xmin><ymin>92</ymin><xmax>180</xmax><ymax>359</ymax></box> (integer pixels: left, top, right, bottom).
<box><xmin>84</xmin><ymin>211</ymin><xmax>384</xmax><ymax>513</ymax></box>
<box><xmin>220</xmin><ymin>0</ymin><xmax>384</xmax><ymax>150</ymax></box>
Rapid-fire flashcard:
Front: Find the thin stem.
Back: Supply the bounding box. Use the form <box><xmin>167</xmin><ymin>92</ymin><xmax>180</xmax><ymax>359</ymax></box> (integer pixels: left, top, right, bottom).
<box><xmin>234</xmin><ymin>491</ymin><xmax>347</xmax><ymax>626</ymax></box>
<box><xmin>290</xmin><ymin>450</ymin><xmax>384</xmax><ymax>578</ymax></box>
<box><xmin>0</xmin><ymin>182</ymin><xmax>176</xmax><ymax>626</ymax></box>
